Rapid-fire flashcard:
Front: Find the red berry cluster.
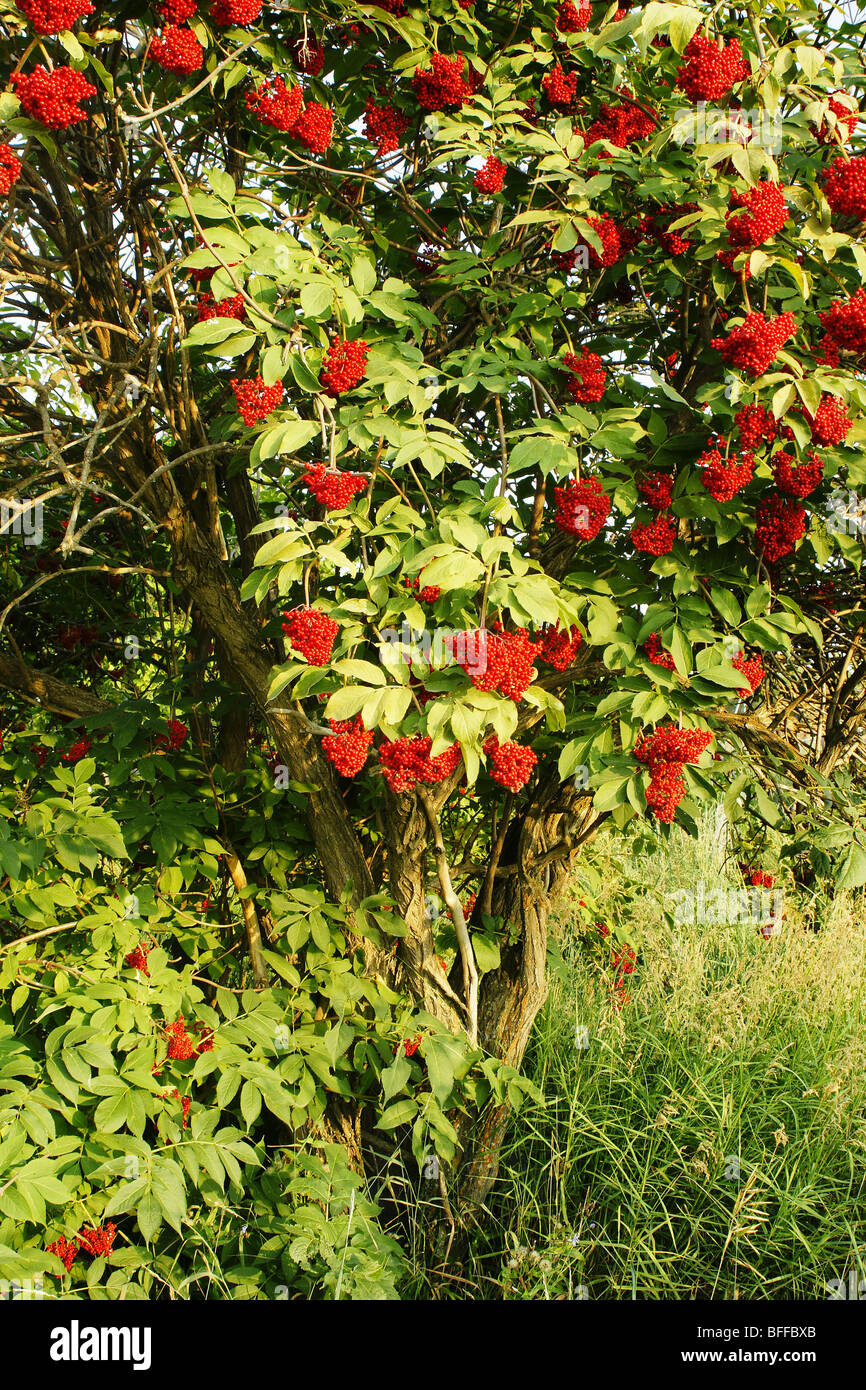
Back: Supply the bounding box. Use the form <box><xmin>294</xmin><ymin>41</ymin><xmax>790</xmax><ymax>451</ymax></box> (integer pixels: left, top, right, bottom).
<box><xmin>156</xmin><ymin>0</ymin><xmax>197</xmax><ymax>20</ymax></box>
<box><xmin>320</xmin><ymin>337</ymin><xmax>369</xmax><ymax>395</ymax></box>
<box><xmin>0</xmin><ymin>144</ymin><xmax>21</xmax><ymax>196</ymax></box>
<box><xmin>11</xmin><ymin>66</ymin><xmax>97</xmax><ymax>128</ymax></box>
<box><xmin>161</xmin><ymin>1086</ymin><xmax>192</xmax><ymax>1127</ymax></box>
<box><xmin>197</xmin><ymin>291</ymin><xmax>246</xmax><ymax>322</ymax></box>
<box><xmin>648</xmin><ymin>203</ymin><xmax>698</xmax><ymax>256</ymax></box>
<box><xmin>292</xmin><ymin>102</ymin><xmax>334</xmax><ymax>154</ymax></box>
<box><xmin>404</xmin><ymin>576</ymin><xmax>442</xmax><ymax>603</ymax></box>
<box><xmin>483</xmin><ymin>734</ymin><xmax>538</xmax><ymax>791</ymax></box>
<box><xmin>818</xmin><ymin>288</ymin><xmax>866</xmax><ymax>359</ymax></box>
<box><xmin>378</xmin><ymin>736</ymin><xmax>461</xmax><ymax>792</ymax></box>
<box><xmin>772</xmin><ymin>450</ymin><xmax>824</xmax><ymax>498</ymax></box>
<box><xmin>62</xmin><ymin>734</ymin><xmax>92</xmax><ymax>763</ymax></box>
<box><xmin>46</xmin><ymin>1235</ymin><xmax>79</xmax><ymax>1273</ymax></box>
<box><xmin>473</xmin><ymin>155</ymin><xmax>506</xmax><ymax>194</ymax></box>
<box><xmin>302</xmin><ymin>461</ymin><xmax>368</xmax><ymax>509</ymax></box>
<box><xmin>322</xmin><ymin>715</ymin><xmax>374</xmax><ymax>776</ymax></box>
<box><xmin>711</xmin><ymin>312</ymin><xmax>796</xmax><ymax>376</ymax></box>
<box><xmin>292</xmin><ymin>36</ymin><xmax>325</xmax><ymax>74</ymax></box>
<box><xmin>553</xmin><ymin>476</ymin><xmax>611</xmax><ymax>541</ymax></box>
<box><xmin>732</xmin><ymin>649</ymin><xmax>764</xmax><ymax>698</ymax></box>
<box><xmin>150</xmin><ymin>25</ymin><xmax>204</xmax><ymax>74</ymax></box>
<box><xmin>635</xmin><ymin>725</ymin><xmax>713</xmax><ymax>822</ymax></box>
<box><xmin>610</xmin><ymin>942</ymin><xmax>636</xmax><ymax>1009</ymax></box>
<box><xmin>698</xmin><ymin>443</ymin><xmax>755</xmax><ymax>501</ymax></box>
<box><xmin>542</xmin><ymin>64</ymin><xmax>578</xmax><ymax>110</ymax></box>
<box><xmin>124</xmin><ymin>944</ymin><xmax>151</xmax><ymax>975</ymax></box>
<box><xmin>447</xmin><ymin>627</ymin><xmax>541</xmax><ymax>701</ymax></box>
<box><xmin>281</xmin><ymin>606</ymin><xmax>339</xmax><ymax>664</ymax></box>
<box><xmin>739</xmin><ymin>862</ymin><xmax>775</xmax><ymax>888</ymax></box>
<box><xmin>556</xmin><ymin>0</ymin><xmax>591</xmax><ymax>32</ymax></box>
<box><xmin>165</xmin><ymin>1018</ymin><xmax>195</xmax><ymax>1060</ymax></box>
<box><xmin>643</xmin><ymin>632</ymin><xmax>676</xmax><ymax>670</ymax></box>
<box><xmin>231</xmin><ymin>375</ymin><xmax>283</xmax><ymax>425</ymax></box>
<box><xmin>210</xmin><ymin>0</ymin><xmax>261</xmax><ymax>24</ymax></box>
<box><xmin>637</xmin><ymin>472</ymin><xmax>674</xmax><ymax>510</ymax></box>
<box><xmin>631</xmin><ymin>513</ymin><xmax>676</xmax><ymax>555</ymax></box>
<box><xmin>755</xmin><ymin>494</ymin><xmax>806</xmax><ymax>560</ymax></box>
<box><xmin>76</xmin><ymin>1223</ymin><xmax>117</xmax><ymax>1258</ymax></box>
<box><xmin>725</xmin><ymin>181</ymin><xmax>788</xmax><ymax>250</ymax></box>
<box><xmin>807</xmin><ymin>394</ymin><xmax>852</xmax><ymax>445</ymax></box>
<box><xmin>735</xmin><ymin>403</ymin><xmax>777</xmax><ymax>449</ymax></box>
<box><xmin>245</xmin><ymin>77</ymin><xmax>303</xmax><ymax>131</ymax></box>
<box><xmin>584</xmin><ymin>99</ymin><xmax>657</xmax><ymax>149</ymax></box>
<box><xmin>413</xmin><ymin>52</ymin><xmax>474</xmax><ymax>111</ymax></box>
<box><xmin>561</xmin><ymin>349</ymin><xmax>606</xmax><ymax>402</ymax></box>
<box><xmin>823</xmin><ymin>156</ymin><xmax>866</xmax><ymax>221</ymax></box>
<box><xmin>579</xmin><ymin>213</ymin><xmax>624</xmax><ymax>268</ymax></box>
<box><xmin>363</xmin><ymin>97</ymin><xmax>408</xmax><ymax>156</ymax></box>
<box><xmin>813</xmin><ymin>93</ymin><xmax>859</xmax><ymax>144</ymax></box>
<box><xmin>675</xmin><ymin>35</ymin><xmax>749</xmax><ymax>102</ymax></box>
<box><xmin>538</xmin><ymin>622</ymin><xmax>582</xmax><ymax>670</ymax></box>
<box><xmin>156</xmin><ymin>718</ymin><xmax>188</xmax><ymax>750</ymax></box>
<box><xmin>19</xmin><ymin>0</ymin><xmax>93</xmax><ymax>34</ymax></box>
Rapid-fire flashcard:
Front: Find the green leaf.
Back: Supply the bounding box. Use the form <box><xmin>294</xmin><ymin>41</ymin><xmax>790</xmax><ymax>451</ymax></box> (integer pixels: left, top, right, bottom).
<box><xmin>381</xmin><ymin>1053</ymin><xmax>411</xmax><ymax>1103</ymax></box>
<box><xmin>837</xmin><ymin>843</ymin><xmax>866</xmax><ymax>890</ymax></box>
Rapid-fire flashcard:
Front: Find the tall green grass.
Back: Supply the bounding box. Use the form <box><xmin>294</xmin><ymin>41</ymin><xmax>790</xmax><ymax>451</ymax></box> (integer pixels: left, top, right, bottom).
<box><xmin>457</xmin><ymin>818</ymin><xmax>866</xmax><ymax>1300</ymax></box>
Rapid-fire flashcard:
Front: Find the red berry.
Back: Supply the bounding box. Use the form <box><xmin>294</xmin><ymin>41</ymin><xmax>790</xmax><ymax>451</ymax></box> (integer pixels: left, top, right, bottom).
<box><xmin>823</xmin><ymin>156</ymin><xmax>866</xmax><ymax>221</ymax></box>
<box><xmin>732</xmin><ymin>649</ymin><xmax>765</xmax><ymax>698</ymax></box>
<box><xmin>675</xmin><ymin>35</ymin><xmax>749</xmax><ymax>103</ymax></box>
<box><xmin>643</xmin><ymin>632</ymin><xmax>676</xmax><ymax>670</ymax></box>
<box><xmin>364</xmin><ymin>97</ymin><xmax>408</xmax><ymax>156</ymax></box>
<box><xmin>637</xmin><ymin>472</ymin><xmax>674</xmax><ymax>510</ymax></box>
<box><xmin>446</xmin><ymin>627</ymin><xmax>541</xmax><ymax>702</ymax></box>
<box><xmin>210</xmin><ymin>0</ymin><xmax>261</xmax><ymax>23</ymax></box>
<box><xmin>11</xmin><ymin>66</ymin><xmax>97</xmax><ymax>128</ymax></box>
<box><xmin>556</xmin><ymin>0</ymin><xmax>591</xmax><ymax>32</ymax></box>
<box><xmin>538</xmin><ymin>623</ymin><xmax>582</xmax><ymax>670</ymax></box>
<box><xmin>0</xmin><ymin>144</ymin><xmax>21</xmax><ymax>197</ymax></box>
<box><xmin>319</xmin><ymin>338</ymin><xmax>368</xmax><ymax>395</ymax></box>
<box><xmin>197</xmin><ymin>291</ymin><xmax>246</xmax><ymax>322</ymax></box>
<box><xmin>806</xmin><ymin>394</ymin><xmax>852</xmax><ymax>445</ymax></box>
<box><xmin>322</xmin><ymin>715</ymin><xmax>373</xmax><ymax>776</ymax></box>
<box><xmin>631</xmin><ymin>513</ymin><xmax>676</xmax><ymax>555</ymax></box>
<box><xmin>735</xmin><ymin>404</ymin><xmax>777</xmax><ymax>449</ymax></box>
<box><xmin>554</xmin><ymin>476</ymin><xmax>611</xmax><ymax>541</ymax></box>
<box><xmin>755</xmin><ymin>494</ymin><xmax>806</xmax><ymax>560</ymax></box>
<box><xmin>711</xmin><ymin>312</ymin><xmax>796</xmax><ymax>377</ymax></box>
<box><xmin>542</xmin><ymin>64</ymin><xmax>578</xmax><ymax>110</ymax></box>
<box><xmin>302</xmin><ymin>461</ymin><xmax>368</xmax><ymax>509</ymax></box>
<box><xmin>150</xmin><ymin>25</ymin><xmax>204</xmax><ymax>74</ymax></box>
<box><xmin>19</xmin><ymin>0</ymin><xmax>93</xmax><ymax>34</ymax></box>
<box><xmin>473</xmin><ymin>155</ymin><xmax>506</xmax><ymax>194</ymax></box>
<box><xmin>281</xmin><ymin>606</ymin><xmax>339</xmax><ymax>664</ymax></box>
<box><xmin>561</xmin><ymin>349</ymin><xmax>606</xmax><ymax>403</ymax></box>
<box><xmin>483</xmin><ymin>734</ymin><xmax>538</xmax><ymax>791</ymax></box>
<box><xmin>245</xmin><ymin>76</ymin><xmax>303</xmax><ymax>132</ymax></box>
<box><xmin>413</xmin><ymin>52</ymin><xmax>474</xmax><ymax>112</ymax></box>
<box><xmin>231</xmin><ymin>375</ymin><xmax>283</xmax><ymax>426</ymax></box>
<box><xmin>698</xmin><ymin>442</ymin><xmax>755</xmax><ymax>501</ymax></box>
<box><xmin>378</xmin><ymin>736</ymin><xmax>461</xmax><ymax>793</ymax></box>
<box><xmin>725</xmin><ymin>181</ymin><xmax>788</xmax><ymax>251</ymax></box>
<box><xmin>292</xmin><ymin>102</ymin><xmax>333</xmax><ymax>154</ymax></box>
<box><xmin>772</xmin><ymin>450</ymin><xmax>824</xmax><ymax>498</ymax></box>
